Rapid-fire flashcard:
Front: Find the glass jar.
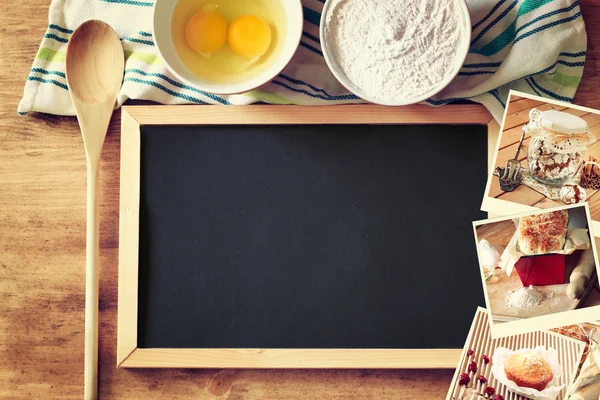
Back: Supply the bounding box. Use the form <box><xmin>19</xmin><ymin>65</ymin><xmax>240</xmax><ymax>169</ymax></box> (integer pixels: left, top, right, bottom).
<box><xmin>526</xmin><ymin>108</ymin><xmax>591</xmax><ymax>187</ymax></box>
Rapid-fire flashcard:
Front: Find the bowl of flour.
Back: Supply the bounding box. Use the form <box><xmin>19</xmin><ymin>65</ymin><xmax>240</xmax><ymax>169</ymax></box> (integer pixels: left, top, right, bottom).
<box><xmin>321</xmin><ymin>0</ymin><xmax>471</xmax><ymax>105</ymax></box>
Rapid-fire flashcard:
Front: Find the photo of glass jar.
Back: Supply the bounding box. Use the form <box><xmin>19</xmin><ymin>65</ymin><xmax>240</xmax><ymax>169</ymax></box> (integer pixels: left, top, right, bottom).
<box><xmin>526</xmin><ymin>108</ymin><xmax>591</xmax><ymax>187</ymax></box>
<box><xmin>482</xmin><ymin>91</ymin><xmax>600</xmax><ymax>238</ymax></box>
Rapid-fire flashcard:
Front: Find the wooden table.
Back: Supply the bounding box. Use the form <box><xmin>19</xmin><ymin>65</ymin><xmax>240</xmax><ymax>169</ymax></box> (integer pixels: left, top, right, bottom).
<box><xmin>2</xmin><ymin>2</ymin><xmax>600</xmax><ymax>399</ymax></box>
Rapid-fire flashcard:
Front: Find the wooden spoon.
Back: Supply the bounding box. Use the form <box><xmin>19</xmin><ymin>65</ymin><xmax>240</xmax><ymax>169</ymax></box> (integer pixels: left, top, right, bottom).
<box><xmin>65</xmin><ymin>20</ymin><xmax>124</xmax><ymax>400</ymax></box>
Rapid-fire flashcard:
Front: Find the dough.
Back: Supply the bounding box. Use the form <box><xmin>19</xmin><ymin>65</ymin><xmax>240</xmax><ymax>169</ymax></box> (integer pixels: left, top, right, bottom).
<box><xmin>517</xmin><ymin>210</ymin><xmax>568</xmax><ymax>256</ymax></box>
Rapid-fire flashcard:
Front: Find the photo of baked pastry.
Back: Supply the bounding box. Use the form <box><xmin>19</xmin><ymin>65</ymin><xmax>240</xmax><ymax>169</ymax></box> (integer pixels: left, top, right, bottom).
<box><xmin>517</xmin><ymin>210</ymin><xmax>569</xmax><ymax>256</ymax></box>
<box><xmin>473</xmin><ymin>204</ymin><xmax>600</xmax><ymax>337</ymax></box>
<box><xmin>492</xmin><ymin>346</ymin><xmax>565</xmax><ymax>398</ymax></box>
<box><xmin>552</xmin><ymin>323</ymin><xmax>600</xmax><ymax>400</ymax></box>
<box><xmin>482</xmin><ymin>90</ymin><xmax>600</xmax><ymax>237</ymax></box>
<box><xmin>446</xmin><ymin>308</ymin><xmax>586</xmax><ymax>400</ymax></box>
<box><xmin>503</xmin><ymin>351</ymin><xmax>554</xmax><ymax>391</ymax></box>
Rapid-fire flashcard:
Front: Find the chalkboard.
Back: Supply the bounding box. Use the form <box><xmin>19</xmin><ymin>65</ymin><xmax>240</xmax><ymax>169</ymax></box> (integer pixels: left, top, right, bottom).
<box><xmin>135</xmin><ymin>123</ymin><xmax>487</xmax><ymax>350</ymax></box>
<box><xmin>116</xmin><ymin>105</ymin><xmax>495</xmax><ymax>368</ymax></box>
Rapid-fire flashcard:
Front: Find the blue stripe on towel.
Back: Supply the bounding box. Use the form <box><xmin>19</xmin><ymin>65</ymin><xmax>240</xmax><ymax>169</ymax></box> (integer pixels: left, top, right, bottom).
<box><xmin>126</xmin><ymin>70</ymin><xmax>224</xmax><ymax>103</ymax></box>
<box><xmin>426</xmin><ymin>98</ymin><xmax>462</xmax><ymax>106</ymax></box>
<box><xmin>560</xmin><ymin>51</ymin><xmax>586</xmax><ymax>57</ymax></box>
<box><xmin>271</xmin><ymin>80</ymin><xmax>357</xmax><ymax>101</ymax></box>
<box><xmin>101</xmin><ymin>0</ymin><xmax>154</xmax><ymax>6</ymax></box>
<box><xmin>427</xmin><ymin>92</ymin><xmax>504</xmax><ymax>108</ymax></box>
<box><xmin>299</xmin><ymin>41</ymin><xmax>323</xmax><ymax>56</ymax></box>
<box><xmin>528</xmin><ymin>77</ymin><xmax>572</xmax><ymax>102</ymax></box>
<box><xmin>472</xmin><ymin>0</ymin><xmax>509</xmax><ymax>31</ymax></box>
<box><xmin>530</xmin><ymin>62</ymin><xmax>561</xmax><ymax>76</ymax></box>
<box><xmin>515</xmin><ymin>1</ymin><xmax>579</xmax><ymax>37</ymax></box>
<box><xmin>490</xmin><ymin>89</ymin><xmax>506</xmax><ymax>107</ymax></box>
<box><xmin>475</xmin><ymin>1</ymin><xmax>580</xmax><ymax>56</ymax></box>
<box><xmin>471</xmin><ymin>0</ymin><xmax>519</xmax><ymax>45</ymax></box>
<box><xmin>525</xmin><ymin>77</ymin><xmax>542</xmax><ymax>96</ymax></box>
<box><xmin>471</xmin><ymin>12</ymin><xmax>583</xmax><ymax>56</ymax></box>
<box><xmin>48</xmin><ymin>24</ymin><xmax>155</xmax><ymax>43</ymax></box>
<box><xmin>461</xmin><ymin>51</ymin><xmax>584</xmax><ymax>79</ymax></box>
<box><xmin>556</xmin><ymin>60</ymin><xmax>585</xmax><ymax>67</ymax></box>
<box><xmin>302</xmin><ymin>6</ymin><xmax>321</xmax><ymax>26</ymax></box>
<box><xmin>521</xmin><ymin>57</ymin><xmax>586</xmax><ymax>81</ymax></box>
<box><xmin>458</xmin><ymin>70</ymin><xmax>496</xmax><ymax>76</ymax></box>
<box><xmin>278</xmin><ymin>74</ymin><xmax>359</xmax><ymax>99</ymax></box>
<box><xmin>125</xmin><ymin>68</ymin><xmax>230</xmax><ymax>105</ymax></box>
<box><xmin>49</xmin><ymin>24</ymin><xmax>73</xmax><ymax>34</ymax></box>
<box><xmin>514</xmin><ymin>12</ymin><xmax>582</xmax><ymax>46</ymax></box>
<box><xmin>27</xmin><ymin>76</ymin><xmax>68</xmax><ymax>90</ymax></box>
<box><xmin>462</xmin><ymin>62</ymin><xmax>503</xmax><ymax>69</ymax></box>
<box><xmin>124</xmin><ymin>77</ymin><xmax>208</xmax><ymax>104</ymax></box>
<box><xmin>44</xmin><ymin>33</ymin><xmax>69</xmax><ymax>43</ymax></box>
<box><xmin>302</xmin><ymin>31</ymin><xmax>320</xmax><ymax>44</ymax></box>
<box><xmin>30</xmin><ymin>68</ymin><xmax>66</xmax><ymax>78</ymax></box>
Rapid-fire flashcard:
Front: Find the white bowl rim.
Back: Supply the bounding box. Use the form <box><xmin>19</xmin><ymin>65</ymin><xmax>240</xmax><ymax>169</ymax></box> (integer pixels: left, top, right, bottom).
<box><xmin>152</xmin><ymin>0</ymin><xmax>304</xmax><ymax>96</ymax></box>
<box><xmin>320</xmin><ymin>0</ymin><xmax>472</xmax><ymax>106</ymax></box>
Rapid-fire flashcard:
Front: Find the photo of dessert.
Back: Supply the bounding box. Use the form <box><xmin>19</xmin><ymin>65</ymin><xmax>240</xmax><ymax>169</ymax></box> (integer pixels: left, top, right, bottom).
<box><xmin>552</xmin><ymin>323</ymin><xmax>600</xmax><ymax>399</ymax></box>
<box><xmin>446</xmin><ymin>308</ymin><xmax>586</xmax><ymax>400</ymax></box>
<box><xmin>473</xmin><ymin>204</ymin><xmax>600</xmax><ymax>337</ymax></box>
<box><xmin>503</xmin><ymin>351</ymin><xmax>554</xmax><ymax>391</ymax></box>
<box><xmin>482</xmin><ymin>91</ymin><xmax>600</xmax><ymax>237</ymax></box>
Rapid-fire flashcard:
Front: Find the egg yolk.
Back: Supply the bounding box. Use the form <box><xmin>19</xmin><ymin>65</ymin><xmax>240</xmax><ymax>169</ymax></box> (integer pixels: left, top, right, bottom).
<box><xmin>185</xmin><ymin>11</ymin><xmax>227</xmax><ymax>56</ymax></box>
<box><xmin>228</xmin><ymin>15</ymin><xmax>272</xmax><ymax>60</ymax></box>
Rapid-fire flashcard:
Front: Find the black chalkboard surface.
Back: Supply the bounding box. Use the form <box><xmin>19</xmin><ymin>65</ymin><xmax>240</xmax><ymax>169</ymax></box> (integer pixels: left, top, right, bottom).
<box><xmin>136</xmin><ymin>123</ymin><xmax>487</xmax><ymax>351</ymax></box>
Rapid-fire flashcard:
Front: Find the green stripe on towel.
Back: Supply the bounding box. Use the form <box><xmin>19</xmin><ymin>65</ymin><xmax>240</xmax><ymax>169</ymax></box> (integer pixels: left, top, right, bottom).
<box><xmin>245</xmin><ymin>90</ymin><xmax>294</xmax><ymax>105</ymax></box>
<box><xmin>125</xmin><ymin>50</ymin><xmax>163</xmax><ymax>65</ymax></box>
<box><xmin>473</xmin><ymin>0</ymin><xmax>558</xmax><ymax>55</ymax></box>
<box><xmin>36</xmin><ymin>48</ymin><xmax>66</xmax><ymax>63</ymax></box>
<box><xmin>543</xmin><ymin>71</ymin><xmax>581</xmax><ymax>88</ymax></box>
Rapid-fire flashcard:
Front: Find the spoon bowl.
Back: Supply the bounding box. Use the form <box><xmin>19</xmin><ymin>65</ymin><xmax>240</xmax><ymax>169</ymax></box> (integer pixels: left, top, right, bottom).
<box><xmin>66</xmin><ymin>20</ymin><xmax>124</xmax><ymax>105</ymax></box>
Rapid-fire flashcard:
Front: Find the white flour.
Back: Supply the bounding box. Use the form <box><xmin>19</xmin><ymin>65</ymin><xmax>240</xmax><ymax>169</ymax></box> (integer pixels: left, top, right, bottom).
<box><xmin>505</xmin><ymin>286</ymin><xmax>545</xmax><ymax>308</ymax></box>
<box><xmin>325</xmin><ymin>0</ymin><xmax>466</xmax><ymax>101</ymax></box>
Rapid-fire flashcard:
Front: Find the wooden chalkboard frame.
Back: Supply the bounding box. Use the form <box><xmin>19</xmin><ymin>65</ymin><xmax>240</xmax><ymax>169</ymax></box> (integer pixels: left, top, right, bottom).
<box><xmin>117</xmin><ymin>104</ymin><xmax>498</xmax><ymax>368</ymax></box>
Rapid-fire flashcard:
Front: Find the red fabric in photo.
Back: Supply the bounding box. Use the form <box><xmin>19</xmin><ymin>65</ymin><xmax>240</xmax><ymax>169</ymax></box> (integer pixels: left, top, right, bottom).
<box><xmin>514</xmin><ymin>254</ymin><xmax>566</xmax><ymax>286</ymax></box>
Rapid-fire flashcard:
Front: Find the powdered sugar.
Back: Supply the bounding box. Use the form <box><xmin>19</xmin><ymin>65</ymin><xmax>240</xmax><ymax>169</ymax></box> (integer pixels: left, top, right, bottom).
<box><xmin>505</xmin><ymin>286</ymin><xmax>545</xmax><ymax>308</ymax></box>
<box><xmin>325</xmin><ymin>0</ymin><xmax>467</xmax><ymax>102</ymax></box>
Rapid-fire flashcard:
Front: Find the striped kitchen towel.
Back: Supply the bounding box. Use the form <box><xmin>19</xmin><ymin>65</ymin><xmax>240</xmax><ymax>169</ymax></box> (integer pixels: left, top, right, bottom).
<box><xmin>18</xmin><ymin>0</ymin><xmax>587</xmax><ymax>122</ymax></box>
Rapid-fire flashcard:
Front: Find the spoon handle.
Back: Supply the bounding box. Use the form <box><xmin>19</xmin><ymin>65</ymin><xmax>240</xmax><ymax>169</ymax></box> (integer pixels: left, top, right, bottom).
<box><xmin>84</xmin><ymin>165</ymin><xmax>100</xmax><ymax>400</ymax></box>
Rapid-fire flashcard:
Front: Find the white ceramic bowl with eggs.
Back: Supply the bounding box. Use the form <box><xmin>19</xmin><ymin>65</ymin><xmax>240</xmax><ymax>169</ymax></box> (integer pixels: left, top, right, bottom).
<box><xmin>153</xmin><ymin>0</ymin><xmax>303</xmax><ymax>95</ymax></box>
<box><xmin>320</xmin><ymin>0</ymin><xmax>472</xmax><ymax>106</ymax></box>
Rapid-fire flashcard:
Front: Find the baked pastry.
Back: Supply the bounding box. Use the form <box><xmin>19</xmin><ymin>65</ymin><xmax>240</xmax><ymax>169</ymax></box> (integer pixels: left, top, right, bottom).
<box><xmin>580</xmin><ymin>158</ymin><xmax>600</xmax><ymax>190</ymax></box>
<box><xmin>504</xmin><ymin>352</ymin><xmax>553</xmax><ymax>391</ymax></box>
<box><xmin>517</xmin><ymin>210</ymin><xmax>568</xmax><ymax>256</ymax></box>
<box><xmin>553</xmin><ymin>324</ymin><xmax>598</xmax><ymax>368</ymax></box>
<box><xmin>559</xmin><ymin>183</ymin><xmax>586</xmax><ymax>204</ymax></box>
<box><xmin>528</xmin><ymin>135</ymin><xmax>583</xmax><ymax>184</ymax></box>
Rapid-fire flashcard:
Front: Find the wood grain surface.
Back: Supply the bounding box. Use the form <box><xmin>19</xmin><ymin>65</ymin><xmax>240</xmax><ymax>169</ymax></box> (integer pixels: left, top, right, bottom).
<box><xmin>1</xmin><ymin>1</ymin><xmax>600</xmax><ymax>399</ymax></box>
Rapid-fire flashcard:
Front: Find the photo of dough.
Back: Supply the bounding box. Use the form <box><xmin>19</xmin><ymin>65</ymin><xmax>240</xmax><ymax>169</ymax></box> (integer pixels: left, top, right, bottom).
<box><xmin>473</xmin><ymin>204</ymin><xmax>600</xmax><ymax>337</ymax></box>
<box><xmin>481</xmin><ymin>90</ymin><xmax>600</xmax><ymax>237</ymax></box>
<box><xmin>517</xmin><ymin>210</ymin><xmax>569</xmax><ymax>256</ymax></box>
<box><xmin>553</xmin><ymin>323</ymin><xmax>600</xmax><ymax>400</ymax></box>
<box><xmin>446</xmin><ymin>308</ymin><xmax>586</xmax><ymax>400</ymax></box>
